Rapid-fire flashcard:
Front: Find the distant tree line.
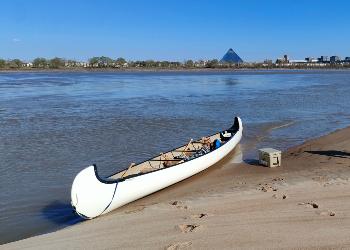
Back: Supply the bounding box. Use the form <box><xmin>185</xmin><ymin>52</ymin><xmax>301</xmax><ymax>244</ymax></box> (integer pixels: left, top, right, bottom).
<box><xmin>1</xmin><ymin>56</ymin><xmax>349</xmax><ymax>70</ymax></box>
<box><xmin>0</xmin><ymin>56</ymin><xmax>225</xmax><ymax>69</ymax></box>
<box><xmin>88</xmin><ymin>56</ymin><xmax>127</xmax><ymax>68</ymax></box>
<box><xmin>0</xmin><ymin>57</ymin><xmax>68</xmax><ymax>69</ymax></box>
<box><xmin>0</xmin><ymin>58</ymin><xmax>24</xmax><ymax>69</ymax></box>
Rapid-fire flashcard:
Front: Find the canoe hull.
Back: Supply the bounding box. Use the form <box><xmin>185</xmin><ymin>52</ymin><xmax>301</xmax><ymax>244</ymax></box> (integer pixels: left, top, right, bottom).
<box><xmin>71</xmin><ymin>117</ymin><xmax>243</xmax><ymax>219</ymax></box>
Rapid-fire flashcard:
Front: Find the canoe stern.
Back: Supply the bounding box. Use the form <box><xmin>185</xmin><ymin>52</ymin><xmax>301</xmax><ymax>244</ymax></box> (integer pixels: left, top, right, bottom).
<box><xmin>71</xmin><ymin>165</ymin><xmax>117</xmax><ymax>219</ymax></box>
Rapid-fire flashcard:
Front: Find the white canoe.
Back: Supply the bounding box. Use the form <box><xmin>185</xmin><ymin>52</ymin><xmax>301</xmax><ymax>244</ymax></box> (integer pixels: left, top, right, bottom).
<box><xmin>71</xmin><ymin>117</ymin><xmax>243</xmax><ymax>219</ymax></box>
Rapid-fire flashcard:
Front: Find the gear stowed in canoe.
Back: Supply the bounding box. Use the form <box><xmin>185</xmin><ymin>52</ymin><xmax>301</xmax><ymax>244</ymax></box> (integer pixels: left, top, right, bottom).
<box><xmin>71</xmin><ymin>117</ymin><xmax>243</xmax><ymax>219</ymax></box>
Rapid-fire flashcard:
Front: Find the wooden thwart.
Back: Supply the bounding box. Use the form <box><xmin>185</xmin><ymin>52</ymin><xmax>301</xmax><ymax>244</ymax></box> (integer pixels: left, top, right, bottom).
<box><xmin>109</xmin><ymin>132</ymin><xmax>222</xmax><ymax>180</ymax></box>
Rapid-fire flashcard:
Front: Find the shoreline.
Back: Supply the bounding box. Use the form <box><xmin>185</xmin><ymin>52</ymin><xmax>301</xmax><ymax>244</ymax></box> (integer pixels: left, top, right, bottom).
<box><xmin>2</xmin><ymin>126</ymin><xmax>350</xmax><ymax>249</ymax></box>
<box><xmin>1</xmin><ymin>67</ymin><xmax>350</xmax><ymax>74</ymax></box>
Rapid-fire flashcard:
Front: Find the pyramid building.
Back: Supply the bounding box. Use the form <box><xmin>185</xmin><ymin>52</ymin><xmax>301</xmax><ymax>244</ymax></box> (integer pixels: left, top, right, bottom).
<box><xmin>220</xmin><ymin>48</ymin><xmax>243</xmax><ymax>63</ymax></box>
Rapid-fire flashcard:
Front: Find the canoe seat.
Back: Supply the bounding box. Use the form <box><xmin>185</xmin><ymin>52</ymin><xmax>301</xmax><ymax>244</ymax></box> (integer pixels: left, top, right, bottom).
<box><xmin>220</xmin><ymin>131</ymin><xmax>232</xmax><ymax>141</ymax></box>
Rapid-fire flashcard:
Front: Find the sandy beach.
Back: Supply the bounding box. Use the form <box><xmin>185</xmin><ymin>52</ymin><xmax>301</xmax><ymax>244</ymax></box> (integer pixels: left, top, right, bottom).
<box><xmin>2</xmin><ymin>126</ymin><xmax>350</xmax><ymax>249</ymax></box>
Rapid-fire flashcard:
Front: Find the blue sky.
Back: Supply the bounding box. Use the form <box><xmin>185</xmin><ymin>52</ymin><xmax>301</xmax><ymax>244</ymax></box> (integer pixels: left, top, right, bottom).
<box><xmin>0</xmin><ymin>0</ymin><xmax>349</xmax><ymax>62</ymax></box>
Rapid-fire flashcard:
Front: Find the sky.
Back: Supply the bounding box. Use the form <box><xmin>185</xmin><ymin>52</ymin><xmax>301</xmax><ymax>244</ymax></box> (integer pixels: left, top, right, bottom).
<box><xmin>0</xmin><ymin>0</ymin><xmax>349</xmax><ymax>62</ymax></box>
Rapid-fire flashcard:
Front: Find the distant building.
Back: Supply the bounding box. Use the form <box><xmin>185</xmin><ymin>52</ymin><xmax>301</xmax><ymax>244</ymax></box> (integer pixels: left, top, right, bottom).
<box><xmin>194</xmin><ymin>60</ymin><xmax>207</xmax><ymax>67</ymax></box>
<box><xmin>220</xmin><ymin>48</ymin><xmax>243</xmax><ymax>64</ymax></box>
<box><xmin>289</xmin><ymin>59</ymin><xmax>307</xmax><ymax>64</ymax></box>
<box><xmin>275</xmin><ymin>58</ymin><xmax>283</xmax><ymax>64</ymax></box>
<box><xmin>276</xmin><ymin>55</ymin><xmax>289</xmax><ymax>64</ymax></box>
<box><xmin>22</xmin><ymin>62</ymin><xmax>33</xmax><ymax>67</ymax></box>
<box><xmin>305</xmin><ymin>57</ymin><xmax>314</xmax><ymax>62</ymax></box>
<box><xmin>78</xmin><ymin>62</ymin><xmax>89</xmax><ymax>67</ymax></box>
<box><xmin>318</xmin><ymin>56</ymin><xmax>329</xmax><ymax>63</ymax></box>
<box><xmin>330</xmin><ymin>56</ymin><xmax>341</xmax><ymax>63</ymax></box>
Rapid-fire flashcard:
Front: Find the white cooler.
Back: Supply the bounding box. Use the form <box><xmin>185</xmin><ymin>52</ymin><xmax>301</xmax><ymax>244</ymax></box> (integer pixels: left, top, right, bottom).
<box><xmin>258</xmin><ymin>148</ymin><xmax>282</xmax><ymax>168</ymax></box>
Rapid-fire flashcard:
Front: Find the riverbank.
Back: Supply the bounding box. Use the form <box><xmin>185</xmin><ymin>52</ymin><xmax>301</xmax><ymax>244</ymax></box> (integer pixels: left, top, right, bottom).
<box><xmin>1</xmin><ymin>67</ymin><xmax>350</xmax><ymax>74</ymax></box>
<box><xmin>2</xmin><ymin>126</ymin><xmax>350</xmax><ymax>249</ymax></box>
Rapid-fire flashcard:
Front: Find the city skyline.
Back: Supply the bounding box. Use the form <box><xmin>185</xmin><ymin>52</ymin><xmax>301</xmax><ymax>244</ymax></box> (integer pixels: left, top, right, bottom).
<box><xmin>1</xmin><ymin>0</ymin><xmax>349</xmax><ymax>61</ymax></box>
<box><xmin>1</xmin><ymin>49</ymin><xmax>349</xmax><ymax>64</ymax></box>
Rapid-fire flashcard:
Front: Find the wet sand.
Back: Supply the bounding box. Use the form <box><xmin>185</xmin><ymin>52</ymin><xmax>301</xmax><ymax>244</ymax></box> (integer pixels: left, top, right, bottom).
<box><xmin>2</xmin><ymin>127</ymin><xmax>350</xmax><ymax>249</ymax></box>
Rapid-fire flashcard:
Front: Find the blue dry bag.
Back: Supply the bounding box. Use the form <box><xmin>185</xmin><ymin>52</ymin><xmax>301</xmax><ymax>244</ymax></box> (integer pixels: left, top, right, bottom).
<box><xmin>215</xmin><ymin>139</ymin><xmax>221</xmax><ymax>149</ymax></box>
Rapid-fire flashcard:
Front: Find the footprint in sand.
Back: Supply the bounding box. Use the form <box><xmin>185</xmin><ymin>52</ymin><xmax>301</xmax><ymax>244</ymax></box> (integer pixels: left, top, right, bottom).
<box><xmin>182</xmin><ymin>213</ymin><xmax>208</xmax><ymax>220</ymax></box>
<box><xmin>272</xmin><ymin>177</ymin><xmax>285</xmax><ymax>182</ymax></box>
<box><xmin>298</xmin><ymin>201</ymin><xmax>319</xmax><ymax>208</ymax></box>
<box><xmin>170</xmin><ymin>201</ymin><xmax>188</xmax><ymax>210</ymax></box>
<box><xmin>272</xmin><ymin>194</ymin><xmax>287</xmax><ymax>199</ymax></box>
<box><xmin>191</xmin><ymin>213</ymin><xmax>208</xmax><ymax>219</ymax></box>
<box><xmin>299</xmin><ymin>202</ymin><xmax>336</xmax><ymax>216</ymax></box>
<box><xmin>177</xmin><ymin>224</ymin><xmax>200</xmax><ymax>233</ymax></box>
<box><xmin>258</xmin><ymin>183</ymin><xmax>278</xmax><ymax>192</ymax></box>
<box><xmin>166</xmin><ymin>241</ymin><xmax>192</xmax><ymax>250</ymax></box>
<box><xmin>318</xmin><ymin>211</ymin><xmax>336</xmax><ymax>217</ymax></box>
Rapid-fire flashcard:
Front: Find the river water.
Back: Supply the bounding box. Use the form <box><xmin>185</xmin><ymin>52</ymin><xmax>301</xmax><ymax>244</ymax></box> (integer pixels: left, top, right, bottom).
<box><xmin>1</xmin><ymin>70</ymin><xmax>350</xmax><ymax>244</ymax></box>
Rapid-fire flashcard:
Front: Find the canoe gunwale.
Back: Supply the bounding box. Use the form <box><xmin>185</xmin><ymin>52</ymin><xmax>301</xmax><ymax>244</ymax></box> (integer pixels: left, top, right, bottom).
<box><xmin>92</xmin><ymin>164</ymin><xmax>120</xmax><ymax>184</ymax></box>
<box><xmin>94</xmin><ymin>117</ymin><xmax>242</xmax><ymax>184</ymax></box>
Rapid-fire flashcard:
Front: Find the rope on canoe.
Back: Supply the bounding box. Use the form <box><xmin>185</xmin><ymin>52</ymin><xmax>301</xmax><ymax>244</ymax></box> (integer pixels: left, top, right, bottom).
<box><xmin>97</xmin><ymin>183</ymin><xmax>118</xmax><ymax>217</ymax></box>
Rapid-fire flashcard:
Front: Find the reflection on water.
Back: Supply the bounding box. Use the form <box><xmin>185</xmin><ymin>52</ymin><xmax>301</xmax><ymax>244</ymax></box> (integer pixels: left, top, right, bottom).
<box><xmin>41</xmin><ymin>201</ymin><xmax>83</xmax><ymax>226</ymax></box>
<box><xmin>224</xmin><ymin>77</ymin><xmax>240</xmax><ymax>86</ymax></box>
<box><xmin>1</xmin><ymin>70</ymin><xmax>350</xmax><ymax>244</ymax></box>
